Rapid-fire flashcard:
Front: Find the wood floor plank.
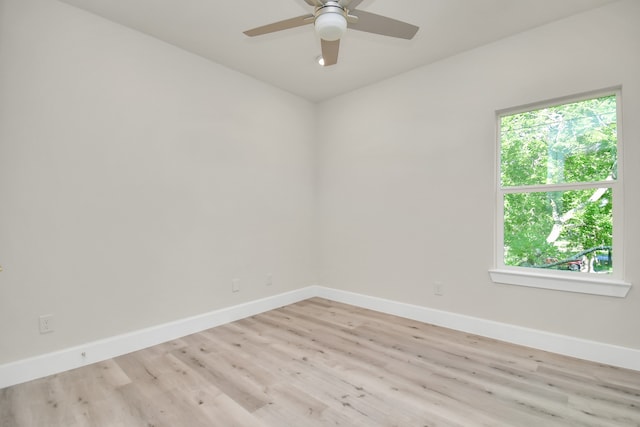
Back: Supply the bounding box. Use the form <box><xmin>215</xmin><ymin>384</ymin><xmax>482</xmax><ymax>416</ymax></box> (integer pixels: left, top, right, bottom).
<box><xmin>170</xmin><ymin>342</ymin><xmax>272</xmax><ymax>413</ymax></box>
<box><xmin>2</xmin><ymin>297</ymin><xmax>640</xmax><ymax>426</ymax></box>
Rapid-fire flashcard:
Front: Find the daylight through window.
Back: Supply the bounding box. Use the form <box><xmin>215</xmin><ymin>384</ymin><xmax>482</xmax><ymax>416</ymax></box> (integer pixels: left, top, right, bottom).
<box><xmin>498</xmin><ymin>92</ymin><xmax>620</xmax><ymax>278</ymax></box>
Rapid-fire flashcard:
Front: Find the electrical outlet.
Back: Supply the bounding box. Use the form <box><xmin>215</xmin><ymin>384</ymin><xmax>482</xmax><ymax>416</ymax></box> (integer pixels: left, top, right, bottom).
<box><xmin>266</xmin><ymin>274</ymin><xmax>273</xmax><ymax>286</ymax></box>
<box><xmin>434</xmin><ymin>281</ymin><xmax>444</xmax><ymax>296</ymax></box>
<box><xmin>39</xmin><ymin>314</ymin><xmax>54</xmax><ymax>334</ymax></box>
<box><xmin>232</xmin><ymin>278</ymin><xmax>240</xmax><ymax>293</ymax></box>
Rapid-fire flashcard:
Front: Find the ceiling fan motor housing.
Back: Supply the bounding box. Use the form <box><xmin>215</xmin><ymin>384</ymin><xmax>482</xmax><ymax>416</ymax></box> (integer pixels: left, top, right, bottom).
<box><xmin>314</xmin><ymin>2</ymin><xmax>347</xmax><ymax>41</ymax></box>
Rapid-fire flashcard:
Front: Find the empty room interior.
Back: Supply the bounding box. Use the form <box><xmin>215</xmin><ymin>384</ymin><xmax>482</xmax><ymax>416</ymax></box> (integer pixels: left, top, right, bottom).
<box><xmin>1</xmin><ymin>0</ymin><xmax>639</xmax><ymax>425</ymax></box>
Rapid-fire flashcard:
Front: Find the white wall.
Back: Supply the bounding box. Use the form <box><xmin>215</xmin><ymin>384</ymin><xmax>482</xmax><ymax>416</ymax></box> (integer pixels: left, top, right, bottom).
<box><xmin>0</xmin><ymin>0</ymin><xmax>317</xmax><ymax>364</ymax></box>
<box><xmin>317</xmin><ymin>0</ymin><xmax>640</xmax><ymax>349</ymax></box>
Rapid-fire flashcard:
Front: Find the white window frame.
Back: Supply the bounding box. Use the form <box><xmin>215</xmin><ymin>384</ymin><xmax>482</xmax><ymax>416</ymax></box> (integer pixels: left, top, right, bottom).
<box><xmin>489</xmin><ymin>88</ymin><xmax>631</xmax><ymax>297</ymax></box>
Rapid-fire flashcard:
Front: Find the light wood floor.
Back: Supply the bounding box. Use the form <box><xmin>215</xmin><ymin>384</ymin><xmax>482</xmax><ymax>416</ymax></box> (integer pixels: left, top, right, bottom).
<box><xmin>2</xmin><ymin>298</ymin><xmax>639</xmax><ymax>426</ymax></box>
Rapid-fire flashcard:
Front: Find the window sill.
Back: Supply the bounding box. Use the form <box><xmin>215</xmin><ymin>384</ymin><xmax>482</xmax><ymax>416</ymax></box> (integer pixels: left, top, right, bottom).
<box><xmin>489</xmin><ymin>269</ymin><xmax>631</xmax><ymax>298</ymax></box>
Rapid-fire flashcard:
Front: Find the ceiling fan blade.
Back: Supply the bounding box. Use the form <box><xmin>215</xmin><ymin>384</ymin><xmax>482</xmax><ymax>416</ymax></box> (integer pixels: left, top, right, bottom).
<box><xmin>348</xmin><ymin>10</ymin><xmax>418</xmax><ymax>39</ymax></box>
<box><xmin>321</xmin><ymin>39</ymin><xmax>340</xmax><ymax>66</ymax></box>
<box><xmin>244</xmin><ymin>14</ymin><xmax>313</xmax><ymax>37</ymax></box>
<box><xmin>304</xmin><ymin>0</ymin><xmax>323</xmax><ymax>6</ymax></box>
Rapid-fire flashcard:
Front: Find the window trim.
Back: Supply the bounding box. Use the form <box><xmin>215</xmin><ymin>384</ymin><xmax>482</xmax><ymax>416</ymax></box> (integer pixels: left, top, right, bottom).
<box><xmin>490</xmin><ymin>88</ymin><xmax>631</xmax><ymax>298</ymax></box>
<box><xmin>488</xmin><ymin>269</ymin><xmax>631</xmax><ymax>297</ymax></box>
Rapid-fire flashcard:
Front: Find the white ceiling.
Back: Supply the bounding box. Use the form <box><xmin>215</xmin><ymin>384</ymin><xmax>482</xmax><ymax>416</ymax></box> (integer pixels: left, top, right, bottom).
<box><xmin>59</xmin><ymin>0</ymin><xmax>618</xmax><ymax>102</ymax></box>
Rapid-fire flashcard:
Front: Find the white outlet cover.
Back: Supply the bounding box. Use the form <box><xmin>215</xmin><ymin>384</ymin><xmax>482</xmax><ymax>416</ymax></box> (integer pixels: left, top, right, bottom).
<box><xmin>39</xmin><ymin>314</ymin><xmax>54</xmax><ymax>334</ymax></box>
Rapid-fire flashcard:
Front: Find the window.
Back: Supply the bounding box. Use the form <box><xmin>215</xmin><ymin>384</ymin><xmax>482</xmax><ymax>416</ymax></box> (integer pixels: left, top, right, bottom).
<box><xmin>489</xmin><ymin>90</ymin><xmax>631</xmax><ymax>297</ymax></box>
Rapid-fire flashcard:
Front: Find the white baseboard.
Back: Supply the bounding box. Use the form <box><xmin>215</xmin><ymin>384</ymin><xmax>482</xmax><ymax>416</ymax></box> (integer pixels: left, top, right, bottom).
<box><xmin>2</xmin><ymin>285</ymin><xmax>638</xmax><ymax>389</ymax></box>
<box><xmin>0</xmin><ymin>287</ymin><xmax>315</xmax><ymax>389</ymax></box>
<box><xmin>312</xmin><ymin>286</ymin><xmax>640</xmax><ymax>372</ymax></box>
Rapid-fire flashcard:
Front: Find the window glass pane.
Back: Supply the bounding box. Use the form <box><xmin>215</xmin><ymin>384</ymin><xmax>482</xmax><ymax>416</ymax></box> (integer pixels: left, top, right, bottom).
<box><xmin>500</xmin><ymin>95</ymin><xmax>617</xmax><ymax>187</ymax></box>
<box><xmin>503</xmin><ymin>188</ymin><xmax>612</xmax><ymax>273</ymax></box>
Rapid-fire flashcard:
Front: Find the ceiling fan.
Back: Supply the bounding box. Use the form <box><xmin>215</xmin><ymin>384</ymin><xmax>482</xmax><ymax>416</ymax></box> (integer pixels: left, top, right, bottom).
<box><xmin>243</xmin><ymin>0</ymin><xmax>419</xmax><ymax>66</ymax></box>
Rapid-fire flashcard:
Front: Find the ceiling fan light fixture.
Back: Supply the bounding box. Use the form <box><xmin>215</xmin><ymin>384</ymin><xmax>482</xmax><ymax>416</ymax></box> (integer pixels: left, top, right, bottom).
<box><xmin>314</xmin><ymin>12</ymin><xmax>347</xmax><ymax>41</ymax></box>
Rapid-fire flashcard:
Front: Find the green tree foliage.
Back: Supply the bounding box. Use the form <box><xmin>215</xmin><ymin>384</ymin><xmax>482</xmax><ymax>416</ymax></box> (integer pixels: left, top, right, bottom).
<box><xmin>500</xmin><ymin>95</ymin><xmax>616</xmax><ymax>271</ymax></box>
